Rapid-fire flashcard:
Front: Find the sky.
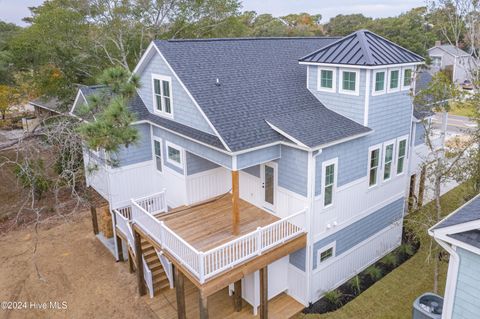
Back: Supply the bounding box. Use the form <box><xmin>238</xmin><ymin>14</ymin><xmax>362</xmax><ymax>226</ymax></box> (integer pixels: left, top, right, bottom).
<box><xmin>1</xmin><ymin>0</ymin><xmax>426</xmax><ymax>26</ymax></box>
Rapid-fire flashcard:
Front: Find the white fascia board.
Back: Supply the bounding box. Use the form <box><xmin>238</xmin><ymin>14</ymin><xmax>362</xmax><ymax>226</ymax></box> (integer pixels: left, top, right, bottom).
<box><xmin>434</xmin><ymin>231</ymin><xmax>480</xmax><ymax>257</ymax></box>
<box><xmin>266</xmin><ymin>121</ymin><xmax>309</xmax><ymax>148</ymax></box>
<box><xmin>312</xmin><ymin>130</ymin><xmax>373</xmax><ymax>151</ymax></box>
<box><xmin>429</xmin><ymin>194</ymin><xmax>480</xmax><ymax>233</ymax></box>
<box><xmin>299</xmin><ymin>61</ymin><xmax>424</xmax><ymax>70</ymax></box>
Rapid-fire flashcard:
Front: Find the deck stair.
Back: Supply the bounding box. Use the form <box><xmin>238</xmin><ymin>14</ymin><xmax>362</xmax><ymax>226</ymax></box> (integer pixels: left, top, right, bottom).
<box><xmin>141</xmin><ymin>238</ymin><xmax>170</xmax><ymax>295</ymax></box>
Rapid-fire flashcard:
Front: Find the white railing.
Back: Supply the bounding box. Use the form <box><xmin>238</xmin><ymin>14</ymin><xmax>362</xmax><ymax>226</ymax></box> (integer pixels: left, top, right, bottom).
<box><xmin>114</xmin><ymin>208</ymin><xmax>135</xmax><ymax>251</ymax></box>
<box><xmin>131</xmin><ymin>192</ymin><xmax>307</xmax><ymax>284</ymax></box>
<box><xmin>142</xmin><ymin>256</ymin><xmax>154</xmax><ymax>298</ymax></box>
<box><xmin>157</xmin><ymin>250</ymin><xmax>174</xmax><ymax>288</ymax></box>
<box><xmin>116</xmin><ymin>205</ymin><xmax>132</xmax><ymax>220</ymax></box>
<box><xmin>134</xmin><ymin>190</ymin><xmax>167</xmax><ymax>216</ymax></box>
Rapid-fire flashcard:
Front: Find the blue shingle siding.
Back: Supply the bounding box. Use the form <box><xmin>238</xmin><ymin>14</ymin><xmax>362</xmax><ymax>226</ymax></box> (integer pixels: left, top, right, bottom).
<box><xmin>243</xmin><ymin>165</ymin><xmax>260</xmax><ymax>178</ymax></box>
<box><xmin>414</xmin><ymin>122</ymin><xmax>425</xmax><ymax>146</ymax></box>
<box><xmin>186</xmin><ymin>152</ymin><xmax>219</xmax><ymax>175</ymax></box>
<box><xmin>277</xmin><ymin>145</ymin><xmax>308</xmax><ymax>197</ymax></box>
<box><xmin>112</xmin><ymin>123</ymin><xmax>152</xmax><ymax>167</ymax></box>
<box><xmin>152</xmin><ymin>126</ymin><xmax>232</xmax><ymax>169</ymax></box>
<box><xmin>137</xmin><ymin>53</ymin><xmax>215</xmax><ymax>135</ymax></box>
<box><xmin>289</xmin><ymin>247</ymin><xmax>307</xmax><ymax>271</ymax></box>
<box><xmin>452</xmin><ymin>248</ymin><xmax>480</xmax><ymax>319</ymax></box>
<box><xmin>237</xmin><ymin>145</ymin><xmax>281</xmax><ymax>170</ymax></box>
<box><xmin>312</xmin><ymin>198</ymin><xmax>404</xmax><ymax>269</ymax></box>
<box><xmin>308</xmin><ymin>66</ymin><xmax>367</xmax><ymax>125</ymax></box>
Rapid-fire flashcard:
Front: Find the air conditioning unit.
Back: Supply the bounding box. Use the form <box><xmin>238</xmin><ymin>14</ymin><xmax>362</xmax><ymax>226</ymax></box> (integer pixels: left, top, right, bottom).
<box><xmin>412</xmin><ymin>293</ymin><xmax>443</xmax><ymax>319</ymax></box>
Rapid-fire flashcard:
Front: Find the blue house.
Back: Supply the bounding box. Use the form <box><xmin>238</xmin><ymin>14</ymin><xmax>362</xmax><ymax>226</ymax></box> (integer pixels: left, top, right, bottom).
<box><xmin>73</xmin><ymin>30</ymin><xmax>425</xmax><ymax>318</ymax></box>
<box><xmin>429</xmin><ymin>195</ymin><xmax>480</xmax><ymax>319</ymax></box>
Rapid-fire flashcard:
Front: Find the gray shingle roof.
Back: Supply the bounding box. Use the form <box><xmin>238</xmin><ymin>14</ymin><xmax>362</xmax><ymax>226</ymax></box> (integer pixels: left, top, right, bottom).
<box><xmin>434</xmin><ymin>195</ymin><xmax>480</xmax><ymax>230</ymax></box>
<box><xmin>29</xmin><ymin>97</ymin><xmax>64</xmax><ymax>114</ymax></box>
<box><xmin>430</xmin><ymin>45</ymin><xmax>470</xmax><ymax>57</ymax></box>
<box><xmin>267</xmin><ymin>108</ymin><xmax>371</xmax><ymax>148</ymax></box>
<box><xmin>449</xmin><ymin>230</ymin><xmax>480</xmax><ymax>249</ymax></box>
<box><xmin>74</xmin><ymin>86</ymin><xmax>226</xmax><ymax>150</ymax></box>
<box><xmin>154</xmin><ymin>37</ymin><xmax>375</xmax><ymax>151</ymax></box>
<box><xmin>300</xmin><ymin>30</ymin><xmax>424</xmax><ymax>66</ymax></box>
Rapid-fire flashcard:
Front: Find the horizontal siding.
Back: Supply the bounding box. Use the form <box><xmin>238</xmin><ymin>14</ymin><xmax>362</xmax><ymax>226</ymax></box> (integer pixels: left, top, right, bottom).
<box><xmin>277</xmin><ymin>145</ymin><xmax>308</xmax><ymax>197</ymax></box>
<box><xmin>113</xmin><ymin>123</ymin><xmax>152</xmax><ymax>167</ymax></box>
<box><xmin>138</xmin><ymin>52</ymin><xmax>215</xmax><ymax>135</ymax></box>
<box><xmin>290</xmin><ymin>247</ymin><xmax>307</xmax><ymax>271</ymax></box>
<box><xmin>243</xmin><ymin>165</ymin><xmax>260</xmax><ymax>177</ymax></box>
<box><xmin>237</xmin><ymin>145</ymin><xmax>281</xmax><ymax>170</ymax></box>
<box><xmin>452</xmin><ymin>247</ymin><xmax>480</xmax><ymax>319</ymax></box>
<box><xmin>186</xmin><ymin>152</ymin><xmax>219</xmax><ymax>175</ymax></box>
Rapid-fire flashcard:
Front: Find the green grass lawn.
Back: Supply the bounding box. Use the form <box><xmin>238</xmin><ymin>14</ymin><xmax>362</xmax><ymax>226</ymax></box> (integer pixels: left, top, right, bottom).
<box><xmin>448</xmin><ymin>101</ymin><xmax>476</xmax><ymax>118</ymax></box>
<box><xmin>296</xmin><ymin>181</ymin><xmax>477</xmax><ymax>319</ymax></box>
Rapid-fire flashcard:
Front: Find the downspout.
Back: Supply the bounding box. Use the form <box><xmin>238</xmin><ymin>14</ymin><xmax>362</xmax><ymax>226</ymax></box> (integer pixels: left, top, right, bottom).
<box><xmin>433</xmin><ymin>235</ymin><xmax>460</xmax><ymax>319</ymax></box>
<box><xmin>305</xmin><ymin>149</ymin><xmax>322</xmax><ymax>305</ymax></box>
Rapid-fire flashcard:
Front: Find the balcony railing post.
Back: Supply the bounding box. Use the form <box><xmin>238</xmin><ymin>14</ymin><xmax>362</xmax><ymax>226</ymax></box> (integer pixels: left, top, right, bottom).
<box><xmin>162</xmin><ymin>188</ymin><xmax>167</xmax><ymax>212</ymax></box>
<box><xmin>159</xmin><ymin>221</ymin><xmax>166</xmax><ymax>248</ymax></box>
<box><xmin>256</xmin><ymin>227</ymin><xmax>262</xmax><ymax>255</ymax></box>
<box><xmin>199</xmin><ymin>252</ymin><xmax>205</xmax><ymax>283</ymax></box>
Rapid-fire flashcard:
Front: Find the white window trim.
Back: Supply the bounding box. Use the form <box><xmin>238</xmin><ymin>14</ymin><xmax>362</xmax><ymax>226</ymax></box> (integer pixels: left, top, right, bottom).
<box><xmin>396</xmin><ymin>135</ymin><xmax>409</xmax><ymax>176</ymax></box>
<box><xmin>317</xmin><ymin>66</ymin><xmax>337</xmax><ymax>93</ymax></box>
<box><xmin>401</xmin><ymin>67</ymin><xmax>414</xmax><ymax>91</ymax></box>
<box><xmin>430</xmin><ymin>55</ymin><xmax>443</xmax><ymax>68</ymax></box>
<box><xmin>316</xmin><ymin>242</ymin><xmax>336</xmax><ymax>270</ymax></box>
<box><xmin>387</xmin><ymin>68</ymin><xmax>401</xmax><ymax>93</ymax></box>
<box><xmin>368</xmin><ymin>143</ymin><xmax>382</xmax><ymax>188</ymax></box>
<box><xmin>151</xmin><ymin>73</ymin><xmax>174</xmax><ymax>118</ymax></box>
<box><xmin>382</xmin><ymin>139</ymin><xmax>396</xmax><ymax>182</ymax></box>
<box><xmin>321</xmin><ymin>158</ymin><xmax>338</xmax><ymax>208</ymax></box>
<box><xmin>339</xmin><ymin>68</ymin><xmax>360</xmax><ymax>96</ymax></box>
<box><xmin>165</xmin><ymin>141</ymin><xmax>184</xmax><ymax>169</ymax></box>
<box><xmin>152</xmin><ymin>137</ymin><xmax>164</xmax><ymax>174</ymax></box>
<box><xmin>372</xmin><ymin>69</ymin><xmax>387</xmax><ymax>96</ymax></box>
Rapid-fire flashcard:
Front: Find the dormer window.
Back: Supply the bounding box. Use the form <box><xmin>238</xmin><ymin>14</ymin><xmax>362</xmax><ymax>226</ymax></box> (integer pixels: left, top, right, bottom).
<box><xmin>317</xmin><ymin>67</ymin><xmax>336</xmax><ymax>92</ymax></box>
<box><xmin>373</xmin><ymin>70</ymin><xmax>386</xmax><ymax>95</ymax></box>
<box><xmin>340</xmin><ymin>69</ymin><xmax>359</xmax><ymax>95</ymax></box>
<box><xmin>152</xmin><ymin>74</ymin><xmax>173</xmax><ymax>117</ymax></box>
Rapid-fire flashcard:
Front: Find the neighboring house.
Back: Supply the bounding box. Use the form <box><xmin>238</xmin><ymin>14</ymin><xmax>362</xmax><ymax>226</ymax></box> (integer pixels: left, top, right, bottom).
<box><xmin>429</xmin><ymin>194</ymin><xmax>480</xmax><ymax>319</ymax></box>
<box><xmin>428</xmin><ymin>41</ymin><xmax>478</xmax><ymax>84</ymax></box>
<box><xmin>72</xmin><ymin>30</ymin><xmax>425</xmax><ymax>318</ymax></box>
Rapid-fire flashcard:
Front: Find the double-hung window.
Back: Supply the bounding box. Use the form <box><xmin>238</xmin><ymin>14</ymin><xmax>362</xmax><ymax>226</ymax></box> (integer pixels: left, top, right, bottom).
<box><xmin>402</xmin><ymin>68</ymin><xmax>413</xmax><ymax>89</ymax></box>
<box><xmin>373</xmin><ymin>70</ymin><xmax>386</xmax><ymax>94</ymax></box>
<box><xmin>153</xmin><ymin>139</ymin><xmax>163</xmax><ymax>172</ymax></box>
<box><xmin>322</xmin><ymin>159</ymin><xmax>337</xmax><ymax>207</ymax></box>
<box><xmin>396</xmin><ymin>138</ymin><xmax>407</xmax><ymax>175</ymax></box>
<box><xmin>340</xmin><ymin>70</ymin><xmax>359</xmax><ymax>95</ymax></box>
<box><xmin>166</xmin><ymin>141</ymin><xmax>183</xmax><ymax>169</ymax></box>
<box><xmin>369</xmin><ymin>146</ymin><xmax>381</xmax><ymax>187</ymax></box>
<box><xmin>152</xmin><ymin>75</ymin><xmax>172</xmax><ymax>116</ymax></box>
<box><xmin>389</xmin><ymin>69</ymin><xmax>400</xmax><ymax>91</ymax></box>
<box><xmin>383</xmin><ymin>142</ymin><xmax>394</xmax><ymax>181</ymax></box>
<box><xmin>318</xmin><ymin>68</ymin><xmax>336</xmax><ymax>92</ymax></box>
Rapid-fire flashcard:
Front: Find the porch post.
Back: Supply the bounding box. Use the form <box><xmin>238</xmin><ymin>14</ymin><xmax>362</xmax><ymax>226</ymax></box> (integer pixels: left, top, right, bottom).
<box><xmin>174</xmin><ymin>267</ymin><xmax>186</xmax><ymax>319</ymax></box>
<box><xmin>232</xmin><ymin>170</ymin><xmax>240</xmax><ymax>235</ymax></box>
<box><xmin>134</xmin><ymin>228</ymin><xmax>146</xmax><ymax>296</ymax></box>
<box><xmin>259</xmin><ymin>266</ymin><xmax>268</xmax><ymax>319</ymax></box>
<box><xmin>116</xmin><ymin>235</ymin><xmax>124</xmax><ymax>262</ymax></box>
<box><xmin>90</xmin><ymin>205</ymin><xmax>99</xmax><ymax>235</ymax></box>
<box><xmin>233</xmin><ymin>279</ymin><xmax>242</xmax><ymax>312</ymax></box>
<box><xmin>199</xmin><ymin>291</ymin><xmax>209</xmax><ymax>319</ymax></box>
<box><xmin>128</xmin><ymin>250</ymin><xmax>134</xmax><ymax>273</ymax></box>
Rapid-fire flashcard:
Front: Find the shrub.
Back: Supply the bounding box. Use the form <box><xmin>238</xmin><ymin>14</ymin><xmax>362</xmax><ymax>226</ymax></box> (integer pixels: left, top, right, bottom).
<box><xmin>347</xmin><ymin>275</ymin><xmax>362</xmax><ymax>295</ymax></box>
<box><xmin>323</xmin><ymin>289</ymin><xmax>343</xmax><ymax>308</ymax></box>
<box><xmin>398</xmin><ymin>243</ymin><xmax>414</xmax><ymax>257</ymax></box>
<box><xmin>381</xmin><ymin>254</ymin><xmax>398</xmax><ymax>268</ymax></box>
<box><xmin>365</xmin><ymin>265</ymin><xmax>383</xmax><ymax>281</ymax></box>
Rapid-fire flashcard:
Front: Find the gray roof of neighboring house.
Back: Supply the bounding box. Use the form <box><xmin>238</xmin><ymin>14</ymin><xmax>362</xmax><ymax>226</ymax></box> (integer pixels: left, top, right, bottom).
<box><xmin>29</xmin><ymin>96</ymin><xmax>64</xmax><ymax>114</ymax></box>
<box><xmin>434</xmin><ymin>195</ymin><xmax>480</xmax><ymax>229</ymax></box>
<box><xmin>154</xmin><ymin>36</ymin><xmax>376</xmax><ymax>151</ymax></box>
<box><xmin>299</xmin><ymin>30</ymin><xmax>424</xmax><ymax>66</ymax></box>
<box><xmin>429</xmin><ymin>44</ymin><xmax>471</xmax><ymax>57</ymax></box>
<box><xmin>267</xmin><ymin>108</ymin><xmax>371</xmax><ymax>148</ymax></box>
<box><xmin>75</xmin><ymin>85</ymin><xmax>226</xmax><ymax>150</ymax></box>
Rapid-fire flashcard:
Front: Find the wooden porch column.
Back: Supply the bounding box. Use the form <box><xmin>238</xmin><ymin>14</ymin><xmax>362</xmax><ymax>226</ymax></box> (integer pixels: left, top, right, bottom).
<box><xmin>233</xmin><ymin>279</ymin><xmax>242</xmax><ymax>312</ymax></box>
<box><xmin>232</xmin><ymin>170</ymin><xmax>240</xmax><ymax>235</ymax></box>
<box><xmin>90</xmin><ymin>205</ymin><xmax>99</xmax><ymax>235</ymax></box>
<box><xmin>128</xmin><ymin>250</ymin><xmax>134</xmax><ymax>273</ymax></box>
<box><xmin>199</xmin><ymin>291</ymin><xmax>209</xmax><ymax>319</ymax></box>
<box><xmin>259</xmin><ymin>266</ymin><xmax>268</xmax><ymax>319</ymax></box>
<box><xmin>174</xmin><ymin>267</ymin><xmax>186</xmax><ymax>319</ymax></box>
<box><xmin>134</xmin><ymin>229</ymin><xmax>146</xmax><ymax>296</ymax></box>
<box><xmin>116</xmin><ymin>235</ymin><xmax>124</xmax><ymax>262</ymax></box>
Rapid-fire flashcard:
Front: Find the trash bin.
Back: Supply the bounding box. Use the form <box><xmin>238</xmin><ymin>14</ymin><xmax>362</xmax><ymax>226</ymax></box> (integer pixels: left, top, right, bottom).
<box><xmin>412</xmin><ymin>293</ymin><xmax>443</xmax><ymax>319</ymax></box>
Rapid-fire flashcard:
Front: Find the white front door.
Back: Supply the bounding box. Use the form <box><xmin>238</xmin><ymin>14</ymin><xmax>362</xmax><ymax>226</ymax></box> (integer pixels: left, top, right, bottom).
<box><xmin>261</xmin><ymin>162</ymin><xmax>277</xmax><ymax>211</ymax></box>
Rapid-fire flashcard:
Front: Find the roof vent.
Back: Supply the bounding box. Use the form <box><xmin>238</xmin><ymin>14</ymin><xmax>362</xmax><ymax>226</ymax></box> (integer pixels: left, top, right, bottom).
<box><xmin>215</xmin><ymin>78</ymin><xmax>221</xmax><ymax>87</ymax></box>
<box><xmin>435</xmin><ymin>40</ymin><xmax>442</xmax><ymax>47</ymax></box>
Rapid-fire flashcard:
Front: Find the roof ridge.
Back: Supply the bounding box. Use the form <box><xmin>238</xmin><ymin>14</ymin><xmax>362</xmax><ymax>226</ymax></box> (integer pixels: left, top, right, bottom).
<box><xmin>356</xmin><ymin>30</ymin><xmax>375</xmax><ymax>65</ymax></box>
<box><xmin>157</xmin><ymin>36</ymin><xmax>341</xmax><ymax>43</ymax></box>
<box><xmin>298</xmin><ymin>32</ymin><xmax>356</xmax><ymax>61</ymax></box>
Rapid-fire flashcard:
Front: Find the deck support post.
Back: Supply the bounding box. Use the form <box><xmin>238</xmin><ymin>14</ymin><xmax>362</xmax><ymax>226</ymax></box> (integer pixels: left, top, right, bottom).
<box><xmin>174</xmin><ymin>267</ymin><xmax>186</xmax><ymax>319</ymax></box>
<box><xmin>199</xmin><ymin>291</ymin><xmax>209</xmax><ymax>319</ymax></box>
<box><xmin>259</xmin><ymin>266</ymin><xmax>268</xmax><ymax>319</ymax></box>
<box><xmin>233</xmin><ymin>279</ymin><xmax>242</xmax><ymax>312</ymax></box>
<box><xmin>232</xmin><ymin>170</ymin><xmax>240</xmax><ymax>235</ymax></box>
<box><xmin>128</xmin><ymin>250</ymin><xmax>134</xmax><ymax>273</ymax></box>
<box><xmin>90</xmin><ymin>205</ymin><xmax>99</xmax><ymax>235</ymax></box>
<box><xmin>134</xmin><ymin>229</ymin><xmax>146</xmax><ymax>296</ymax></box>
<box><xmin>116</xmin><ymin>235</ymin><xmax>124</xmax><ymax>262</ymax></box>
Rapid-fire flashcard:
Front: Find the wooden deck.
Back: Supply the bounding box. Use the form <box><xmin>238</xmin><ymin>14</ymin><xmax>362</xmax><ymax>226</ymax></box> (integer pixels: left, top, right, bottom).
<box><xmin>158</xmin><ymin>194</ymin><xmax>280</xmax><ymax>251</ymax></box>
<box><xmin>145</xmin><ymin>279</ymin><xmax>304</xmax><ymax>319</ymax></box>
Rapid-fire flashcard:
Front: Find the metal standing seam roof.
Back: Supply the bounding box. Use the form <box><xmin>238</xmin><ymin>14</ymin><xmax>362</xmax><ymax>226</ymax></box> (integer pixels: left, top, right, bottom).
<box><xmin>299</xmin><ymin>30</ymin><xmax>424</xmax><ymax>66</ymax></box>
